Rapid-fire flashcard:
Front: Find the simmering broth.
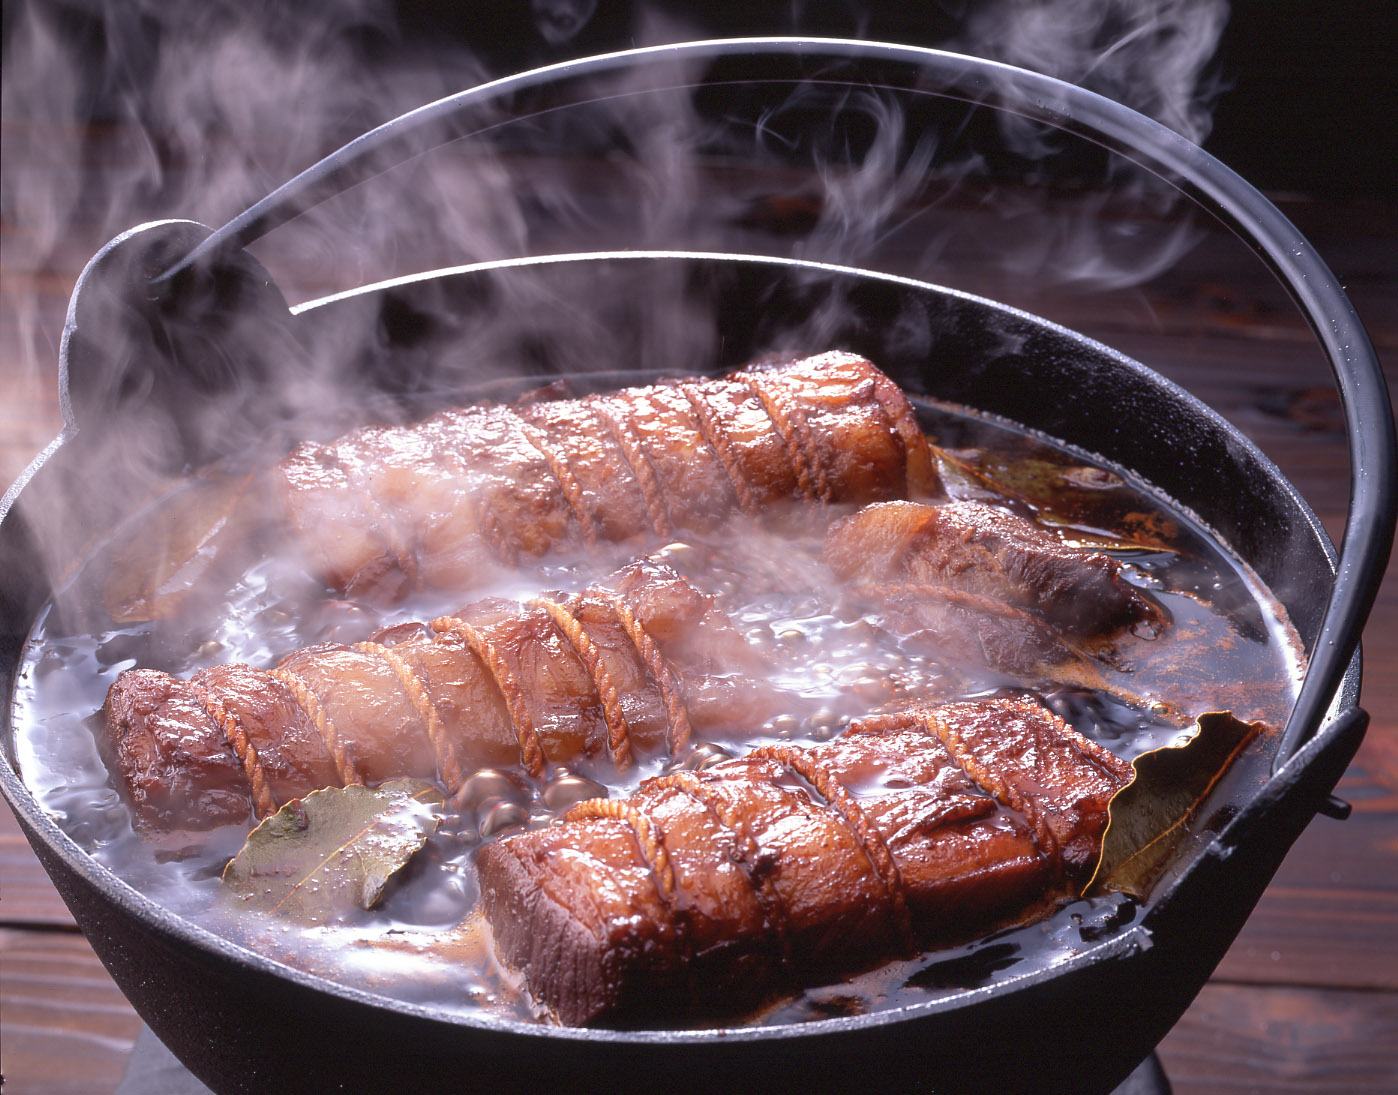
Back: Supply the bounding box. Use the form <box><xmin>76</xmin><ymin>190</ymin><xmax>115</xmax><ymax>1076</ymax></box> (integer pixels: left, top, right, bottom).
<box><xmin>11</xmin><ymin>393</ymin><xmax>1301</xmax><ymax>1026</ymax></box>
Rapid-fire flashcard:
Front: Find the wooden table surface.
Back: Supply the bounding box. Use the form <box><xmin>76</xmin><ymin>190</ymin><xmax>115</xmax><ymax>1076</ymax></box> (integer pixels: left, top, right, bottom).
<box><xmin>1</xmin><ymin>173</ymin><xmax>1395</xmax><ymax>1093</ymax></box>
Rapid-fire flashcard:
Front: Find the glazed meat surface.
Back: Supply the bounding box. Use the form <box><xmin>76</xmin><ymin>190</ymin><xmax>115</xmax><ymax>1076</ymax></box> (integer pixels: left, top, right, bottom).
<box><xmin>477</xmin><ymin>697</ymin><xmax>1134</xmax><ymax>1026</ymax></box>
<box><xmin>103</xmin><ymin>562</ymin><xmax>781</xmax><ymax>831</ymax></box>
<box><xmin>824</xmin><ymin>500</ymin><xmax>1162</xmax><ymax>637</ymax></box>
<box><xmin>277</xmin><ymin>353</ymin><xmax>938</xmax><ymax>600</ymax></box>
<box><xmin>822</xmin><ymin>499</ymin><xmax>1170</xmax><ymax>696</ymax></box>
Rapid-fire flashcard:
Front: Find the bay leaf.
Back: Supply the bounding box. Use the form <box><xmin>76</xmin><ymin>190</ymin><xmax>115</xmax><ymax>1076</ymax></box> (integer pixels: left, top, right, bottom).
<box><xmin>1087</xmin><ymin>711</ymin><xmax>1264</xmax><ymax>898</ymax></box>
<box><xmin>935</xmin><ymin>448</ymin><xmax>1180</xmax><ymax>554</ymax></box>
<box><xmin>222</xmin><ymin>779</ymin><xmax>445</xmax><ymax>923</ymax></box>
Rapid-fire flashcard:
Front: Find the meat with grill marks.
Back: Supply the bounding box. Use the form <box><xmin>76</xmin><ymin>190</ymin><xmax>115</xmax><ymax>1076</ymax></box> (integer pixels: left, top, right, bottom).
<box><xmin>277</xmin><ymin>353</ymin><xmax>939</xmax><ymax>601</ymax></box>
<box><xmin>102</xmin><ymin>561</ymin><xmax>784</xmax><ymax>833</ymax></box>
<box><xmin>477</xmin><ymin>696</ymin><xmax>1134</xmax><ymax>1027</ymax></box>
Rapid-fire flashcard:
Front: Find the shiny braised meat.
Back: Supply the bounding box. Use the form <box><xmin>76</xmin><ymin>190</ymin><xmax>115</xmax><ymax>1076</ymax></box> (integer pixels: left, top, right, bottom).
<box><xmin>277</xmin><ymin>353</ymin><xmax>938</xmax><ymax>601</ymax></box>
<box><xmin>824</xmin><ymin>500</ymin><xmax>1163</xmax><ymax>638</ymax></box>
<box><xmin>477</xmin><ymin>697</ymin><xmax>1134</xmax><ymax>1027</ymax></box>
<box><xmin>103</xmin><ymin>562</ymin><xmax>782</xmax><ymax>831</ymax></box>
<box><xmin>823</xmin><ymin>500</ymin><xmax>1168</xmax><ymax>694</ymax></box>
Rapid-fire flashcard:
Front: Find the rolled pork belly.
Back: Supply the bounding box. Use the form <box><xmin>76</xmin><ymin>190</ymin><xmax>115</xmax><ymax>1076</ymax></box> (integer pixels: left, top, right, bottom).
<box><xmin>477</xmin><ymin>696</ymin><xmax>1134</xmax><ymax>1027</ymax></box>
<box><xmin>823</xmin><ymin>499</ymin><xmax>1164</xmax><ymax>637</ymax></box>
<box><xmin>821</xmin><ymin>500</ymin><xmax>1168</xmax><ymax>697</ymax></box>
<box><xmin>103</xmin><ymin>562</ymin><xmax>783</xmax><ymax>832</ymax></box>
<box><xmin>276</xmin><ymin>353</ymin><xmax>939</xmax><ymax>600</ymax></box>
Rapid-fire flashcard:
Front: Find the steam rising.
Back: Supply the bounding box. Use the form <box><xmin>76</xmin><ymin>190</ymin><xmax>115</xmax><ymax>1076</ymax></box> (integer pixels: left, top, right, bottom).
<box><xmin>955</xmin><ymin>0</ymin><xmax>1228</xmax><ymax>147</ymax></box>
<box><xmin>3</xmin><ymin>2</ymin><xmax>1277</xmax><ymax>1031</ymax></box>
<box><xmin>2</xmin><ymin>0</ymin><xmax>1232</xmax><ymax>495</ymax></box>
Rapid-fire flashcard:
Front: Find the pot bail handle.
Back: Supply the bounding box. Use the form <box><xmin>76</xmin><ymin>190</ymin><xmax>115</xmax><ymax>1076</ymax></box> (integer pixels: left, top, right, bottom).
<box><xmin>145</xmin><ymin>38</ymin><xmax>1394</xmax><ymax>769</ymax></box>
<box><xmin>147</xmin><ymin>38</ymin><xmax>1043</xmax><ymax>285</ymax></box>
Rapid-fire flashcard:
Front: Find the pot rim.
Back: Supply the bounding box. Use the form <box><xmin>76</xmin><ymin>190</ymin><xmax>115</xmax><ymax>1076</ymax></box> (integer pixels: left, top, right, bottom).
<box><xmin>0</xmin><ymin>247</ymin><xmax>1365</xmax><ymax>1047</ymax></box>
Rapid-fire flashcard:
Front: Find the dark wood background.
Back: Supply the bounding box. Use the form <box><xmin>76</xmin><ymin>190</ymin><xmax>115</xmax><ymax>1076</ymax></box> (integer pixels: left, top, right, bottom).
<box><xmin>2</xmin><ymin>3</ymin><xmax>1395</xmax><ymax>1091</ymax></box>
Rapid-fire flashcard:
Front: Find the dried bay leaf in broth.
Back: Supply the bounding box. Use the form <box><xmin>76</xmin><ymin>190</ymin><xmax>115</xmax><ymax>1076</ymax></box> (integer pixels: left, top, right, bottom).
<box><xmin>937</xmin><ymin>445</ymin><xmax>1181</xmax><ymax>553</ymax></box>
<box><xmin>1087</xmin><ymin>711</ymin><xmax>1264</xmax><ymax>898</ymax></box>
<box><xmin>222</xmin><ymin>779</ymin><xmax>445</xmax><ymax>923</ymax></box>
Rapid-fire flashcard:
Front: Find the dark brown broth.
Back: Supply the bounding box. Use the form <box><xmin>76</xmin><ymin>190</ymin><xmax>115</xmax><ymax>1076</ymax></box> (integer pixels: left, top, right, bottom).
<box><xmin>9</xmin><ymin>397</ymin><xmax>1302</xmax><ymax>1026</ymax></box>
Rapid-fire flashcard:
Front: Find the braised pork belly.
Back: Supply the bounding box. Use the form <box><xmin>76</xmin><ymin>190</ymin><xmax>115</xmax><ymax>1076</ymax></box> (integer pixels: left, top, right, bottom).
<box><xmin>276</xmin><ymin>353</ymin><xmax>937</xmax><ymax>601</ymax></box>
<box><xmin>104</xmin><ymin>561</ymin><xmax>782</xmax><ymax>831</ymax></box>
<box><xmin>478</xmin><ymin>697</ymin><xmax>1133</xmax><ymax>1026</ymax></box>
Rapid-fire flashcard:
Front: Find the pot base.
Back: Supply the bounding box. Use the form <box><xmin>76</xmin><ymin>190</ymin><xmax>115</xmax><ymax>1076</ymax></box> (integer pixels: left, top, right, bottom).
<box><xmin>116</xmin><ymin>1025</ymin><xmax>1174</xmax><ymax>1095</ymax></box>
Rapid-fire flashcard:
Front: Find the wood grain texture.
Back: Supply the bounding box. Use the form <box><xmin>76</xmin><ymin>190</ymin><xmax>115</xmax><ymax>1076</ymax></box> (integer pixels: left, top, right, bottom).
<box><xmin>1215</xmin><ymin>815</ymin><xmax>1398</xmax><ymax>991</ymax></box>
<box><xmin>1158</xmin><ymin>983</ymin><xmax>1398</xmax><ymax>1094</ymax></box>
<box><xmin>0</xmin><ymin>928</ymin><xmax>141</xmax><ymax>1095</ymax></box>
<box><xmin>0</xmin><ymin>807</ymin><xmax>74</xmax><ymax>927</ymax></box>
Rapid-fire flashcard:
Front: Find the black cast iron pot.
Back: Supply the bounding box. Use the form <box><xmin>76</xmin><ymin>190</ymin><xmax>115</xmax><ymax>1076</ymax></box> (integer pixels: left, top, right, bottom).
<box><xmin>2</xmin><ymin>40</ymin><xmax>1393</xmax><ymax>1095</ymax></box>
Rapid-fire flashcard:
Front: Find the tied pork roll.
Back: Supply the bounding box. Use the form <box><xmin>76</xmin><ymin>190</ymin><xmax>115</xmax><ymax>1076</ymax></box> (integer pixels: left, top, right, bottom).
<box><xmin>103</xmin><ymin>562</ymin><xmax>785</xmax><ymax>832</ymax></box>
<box><xmin>823</xmin><ymin>500</ymin><xmax>1164</xmax><ymax>638</ymax></box>
<box><xmin>477</xmin><ymin>697</ymin><xmax>1134</xmax><ymax>1027</ymax></box>
<box><xmin>277</xmin><ymin>353</ymin><xmax>939</xmax><ymax>600</ymax></box>
<box><xmin>821</xmin><ymin>499</ymin><xmax>1170</xmax><ymax>695</ymax></box>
